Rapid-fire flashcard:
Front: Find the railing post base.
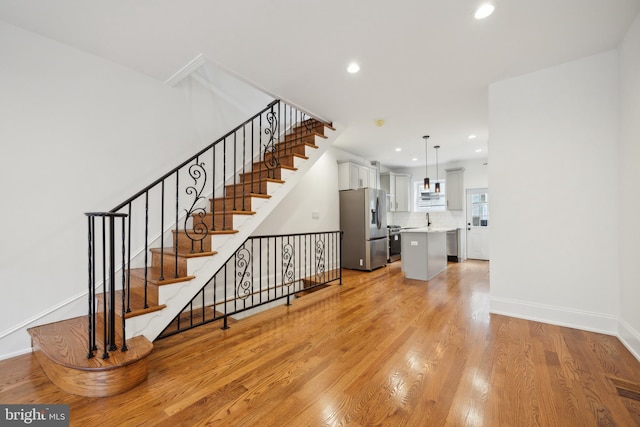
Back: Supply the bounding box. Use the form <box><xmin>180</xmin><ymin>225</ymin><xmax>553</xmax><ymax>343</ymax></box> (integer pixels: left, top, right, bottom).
<box><xmin>221</xmin><ymin>315</ymin><xmax>230</xmax><ymax>330</ymax></box>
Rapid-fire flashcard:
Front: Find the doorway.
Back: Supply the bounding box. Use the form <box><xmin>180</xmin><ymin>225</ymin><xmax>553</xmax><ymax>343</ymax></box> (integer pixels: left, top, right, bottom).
<box><xmin>466</xmin><ymin>188</ymin><xmax>489</xmax><ymax>260</ymax></box>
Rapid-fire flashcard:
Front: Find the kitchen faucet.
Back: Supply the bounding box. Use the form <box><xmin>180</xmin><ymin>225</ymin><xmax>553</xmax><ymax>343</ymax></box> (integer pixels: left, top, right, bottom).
<box><xmin>426</xmin><ymin>212</ymin><xmax>432</xmax><ymax>227</ymax></box>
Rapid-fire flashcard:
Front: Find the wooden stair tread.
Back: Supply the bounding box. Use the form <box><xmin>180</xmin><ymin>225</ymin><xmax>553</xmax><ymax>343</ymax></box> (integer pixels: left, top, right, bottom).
<box><xmin>129</xmin><ymin>268</ymin><xmax>196</xmax><ymax>286</ymax></box>
<box><xmin>28</xmin><ymin>317</ymin><xmax>153</xmax><ymax>371</ymax></box>
<box><xmin>95</xmin><ymin>289</ymin><xmax>167</xmax><ymax>319</ymax></box>
<box><xmin>226</xmin><ymin>177</ymin><xmax>285</xmax><ymax>186</ymax></box>
<box><xmin>125</xmin><ymin>303</ymin><xmax>167</xmax><ymax>318</ymax></box>
<box><xmin>261</xmin><ymin>177</ymin><xmax>286</xmax><ymax>183</ymax></box>
<box><xmin>172</xmin><ymin>229</ymin><xmax>239</xmax><ymax>236</ymax></box>
<box><xmin>211</xmin><ymin>210</ymin><xmax>255</xmax><ymax>215</ymax></box>
<box><xmin>149</xmin><ymin>247</ymin><xmax>217</xmax><ymax>258</ymax></box>
<box><xmin>284</xmin><ymin>131</ymin><xmax>326</xmax><ymax>141</ymax></box>
<box><xmin>211</xmin><ymin>193</ymin><xmax>271</xmax><ymax>201</ymax></box>
<box><xmin>209</xmin><ymin>229</ymin><xmax>239</xmax><ymax>235</ymax></box>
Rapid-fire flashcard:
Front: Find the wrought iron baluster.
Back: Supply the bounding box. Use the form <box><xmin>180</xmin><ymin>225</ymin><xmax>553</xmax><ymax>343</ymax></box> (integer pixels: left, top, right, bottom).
<box><xmin>143</xmin><ymin>191</ymin><xmax>149</xmax><ymax>309</ymax></box>
<box><xmin>201</xmin><ymin>288</ymin><xmax>205</xmax><ymax>323</ymax></box>
<box><xmin>108</xmin><ymin>215</ymin><xmax>117</xmax><ymax>352</ymax></box>
<box><xmin>214</xmin><ymin>146</ymin><xmax>219</xmax><ymax>231</ymax></box>
<box><xmin>86</xmin><ymin>215</ymin><xmax>95</xmax><ymax>359</ymax></box>
<box><xmin>120</xmin><ymin>216</ymin><xmax>128</xmax><ymax>352</ymax></box>
<box><xmin>174</xmin><ymin>170</ymin><xmax>179</xmax><ymax>278</ymax></box>
<box><xmin>263</xmin><ymin>105</ymin><xmax>279</xmax><ymax>179</ymax></box>
<box><xmin>159</xmin><ymin>180</ymin><xmax>165</xmax><ymax>281</ymax></box>
<box><xmin>236</xmin><ymin>245</ymin><xmax>251</xmax><ymax>301</ymax></box>
<box><xmin>101</xmin><ymin>217</ymin><xmax>109</xmax><ymax>359</ymax></box>
<box><xmin>242</xmin><ymin>125</ymin><xmax>246</xmax><ymax>200</ymax></box>
<box><xmin>316</xmin><ymin>235</ymin><xmax>325</xmax><ymax>283</ymax></box>
<box><xmin>259</xmin><ymin>238</ymin><xmax>263</xmax><ymax>305</ymax></box>
<box><xmin>184</xmin><ymin>160</ymin><xmax>208</xmax><ymax>253</ymax></box>
<box><xmin>126</xmin><ymin>204</ymin><xmax>132</xmax><ymax>313</ymax></box>
<box><xmin>233</xmin><ymin>132</ymin><xmax>238</xmax><ymax>211</ymax></box>
<box><xmin>223</xmin><ymin>138</ymin><xmax>227</xmax><ymax>223</ymax></box>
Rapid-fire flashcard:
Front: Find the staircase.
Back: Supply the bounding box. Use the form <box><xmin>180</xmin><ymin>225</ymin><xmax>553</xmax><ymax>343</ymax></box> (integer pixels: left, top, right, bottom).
<box><xmin>27</xmin><ymin>101</ymin><xmax>338</xmax><ymax>397</ymax></box>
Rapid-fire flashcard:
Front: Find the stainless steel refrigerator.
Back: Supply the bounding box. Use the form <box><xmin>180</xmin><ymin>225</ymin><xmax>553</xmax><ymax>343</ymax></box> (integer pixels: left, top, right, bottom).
<box><xmin>339</xmin><ymin>188</ymin><xmax>388</xmax><ymax>271</ymax></box>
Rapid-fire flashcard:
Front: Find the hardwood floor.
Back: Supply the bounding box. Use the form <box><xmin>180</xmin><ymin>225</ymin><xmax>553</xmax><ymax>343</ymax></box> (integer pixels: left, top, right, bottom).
<box><xmin>1</xmin><ymin>260</ymin><xmax>639</xmax><ymax>426</ymax></box>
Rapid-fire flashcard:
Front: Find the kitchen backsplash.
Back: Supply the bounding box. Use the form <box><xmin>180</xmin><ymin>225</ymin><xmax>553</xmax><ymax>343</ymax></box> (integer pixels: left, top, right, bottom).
<box><xmin>388</xmin><ymin>210</ymin><xmax>466</xmax><ymax>229</ymax></box>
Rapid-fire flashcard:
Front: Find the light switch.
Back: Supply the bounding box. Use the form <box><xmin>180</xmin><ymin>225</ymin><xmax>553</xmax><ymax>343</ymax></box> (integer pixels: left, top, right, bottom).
<box><xmin>411</xmin><ymin>241</ymin><xmax>418</xmax><ymax>246</ymax></box>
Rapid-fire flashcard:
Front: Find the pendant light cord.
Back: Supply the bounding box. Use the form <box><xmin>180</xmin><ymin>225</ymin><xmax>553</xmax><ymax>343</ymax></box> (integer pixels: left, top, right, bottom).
<box><xmin>435</xmin><ymin>145</ymin><xmax>439</xmax><ymax>182</ymax></box>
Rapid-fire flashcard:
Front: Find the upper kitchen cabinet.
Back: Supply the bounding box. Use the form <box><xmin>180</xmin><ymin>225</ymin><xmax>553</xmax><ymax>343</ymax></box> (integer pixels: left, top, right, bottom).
<box><xmin>338</xmin><ymin>161</ymin><xmax>378</xmax><ymax>190</ymax></box>
<box><xmin>445</xmin><ymin>168</ymin><xmax>464</xmax><ymax>210</ymax></box>
<box><xmin>380</xmin><ymin>172</ymin><xmax>411</xmax><ymax>212</ymax></box>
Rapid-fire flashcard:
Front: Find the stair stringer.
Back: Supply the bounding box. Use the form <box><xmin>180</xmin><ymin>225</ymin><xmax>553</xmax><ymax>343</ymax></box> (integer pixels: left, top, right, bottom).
<box><xmin>125</xmin><ymin>123</ymin><xmax>342</xmax><ymax>342</ymax></box>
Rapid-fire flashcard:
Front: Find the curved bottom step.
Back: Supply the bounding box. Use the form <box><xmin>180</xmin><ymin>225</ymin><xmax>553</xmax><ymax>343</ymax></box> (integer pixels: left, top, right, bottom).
<box><xmin>28</xmin><ymin>317</ymin><xmax>153</xmax><ymax>397</ymax></box>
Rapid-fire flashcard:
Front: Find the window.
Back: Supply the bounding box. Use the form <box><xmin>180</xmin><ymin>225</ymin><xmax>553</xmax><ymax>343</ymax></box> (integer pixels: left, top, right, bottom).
<box><xmin>414</xmin><ymin>180</ymin><xmax>446</xmax><ymax>212</ymax></box>
<box><xmin>470</xmin><ymin>192</ymin><xmax>489</xmax><ymax>226</ymax></box>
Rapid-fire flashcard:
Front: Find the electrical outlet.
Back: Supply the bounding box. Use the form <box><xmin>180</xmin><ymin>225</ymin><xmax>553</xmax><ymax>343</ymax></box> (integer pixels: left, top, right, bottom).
<box><xmin>359</xmin><ymin>259</ymin><xmax>363</xmax><ymax>266</ymax></box>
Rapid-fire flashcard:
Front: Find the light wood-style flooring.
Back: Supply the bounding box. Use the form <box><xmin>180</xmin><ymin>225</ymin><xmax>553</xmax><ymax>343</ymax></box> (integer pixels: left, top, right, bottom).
<box><xmin>1</xmin><ymin>260</ymin><xmax>639</xmax><ymax>426</ymax></box>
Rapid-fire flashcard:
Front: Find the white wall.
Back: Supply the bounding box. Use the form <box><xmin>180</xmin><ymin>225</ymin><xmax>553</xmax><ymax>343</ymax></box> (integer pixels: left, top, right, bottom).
<box><xmin>488</xmin><ymin>50</ymin><xmax>620</xmax><ymax>334</ymax></box>
<box><xmin>0</xmin><ymin>21</ymin><xmax>270</xmax><ymax>359</ymax></box>
<box><xmin>252</xmin><ymin>147</ymin><xmax>342</xmax><ymax>235</ymax></box>
<box><xmin>179</xmin><ymin>62</ymin><xmax>273</xmax><ymax>145</ymax></box>
<box><xmin>618</xmin><ymin>14</ymin><xmax>640</xmax><ymax>358</ymax></box>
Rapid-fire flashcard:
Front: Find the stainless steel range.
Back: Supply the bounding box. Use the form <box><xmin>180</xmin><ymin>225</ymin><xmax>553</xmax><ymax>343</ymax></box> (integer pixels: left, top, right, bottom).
<box><xmin>387</xmin><ymin>225</ymin><xmax>402</xmax><ymax>262</ymax></box>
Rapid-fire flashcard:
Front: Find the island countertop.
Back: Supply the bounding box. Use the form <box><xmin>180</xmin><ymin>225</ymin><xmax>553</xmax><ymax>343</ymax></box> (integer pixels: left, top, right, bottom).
<box><xmin>400</xmin><ymin>227</ymin><xmax>455</xmax><ymax>233</ymax></box>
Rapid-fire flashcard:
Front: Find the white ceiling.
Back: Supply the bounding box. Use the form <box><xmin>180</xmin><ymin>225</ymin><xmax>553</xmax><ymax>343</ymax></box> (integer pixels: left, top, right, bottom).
<box><xmin>1</xmin><ymin>0</ymin><xmax>639</xmax><ymax>168</ymax></box>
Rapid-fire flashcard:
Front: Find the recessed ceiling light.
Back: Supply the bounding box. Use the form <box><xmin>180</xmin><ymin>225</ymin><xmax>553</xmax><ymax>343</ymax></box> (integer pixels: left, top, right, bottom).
<box><xmin>347</xmin><ymin>62</ymin><xmax>360</xmax><ymax>74</ymax></box>
<box><xmin>468</xmin><ymin>134</ymin><xmax>477</xmax><ymax>139</ymax></box>
<box><xmin>412</xmin><ymin>158</ymin><xmax>418</xmax><ymax>161</ymax></box>
<box><xmin>475</xmin><ymin>148</ymin><xmax>483</xmax><ymax>153</ymax></box>
<box><xmin>395</xmin><ymin>148</ymin><xmax>402</xmax><ymax>152</ymax></box>
<box><xmin>474</xmin><ymin>4</ymin><xmax>495</xmax><ymax>19</ymax></box>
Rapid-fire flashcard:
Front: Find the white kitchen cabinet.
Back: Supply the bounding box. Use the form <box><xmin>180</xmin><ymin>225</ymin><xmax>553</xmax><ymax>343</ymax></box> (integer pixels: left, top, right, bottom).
<box><xmin>369</xmin><ymin>168</ymin><xmax>377</xmax><ymax>190</ymax></box>
<box><xmin>338</xmin><ymin>161</ymin><xmax>377</xmax><ymax>190</ymax></box>
<box><xmin>380</xmin><ymin>172</ymin><xmax>411</xmax><ymax>212</ymax></box>
<box><xmin>381</xmin><ymin>173</ymin><xmax>396</xmax><ymax>211</ymax></box>
<box><xmin>395</xmin><ymin>174</ymin><xmax>410</xmax><ymax>212</ymax></box>
<box><xmin>445</xmin><ymin>168</ymin><xmax>464</xmax><ymax>210</ymax></box>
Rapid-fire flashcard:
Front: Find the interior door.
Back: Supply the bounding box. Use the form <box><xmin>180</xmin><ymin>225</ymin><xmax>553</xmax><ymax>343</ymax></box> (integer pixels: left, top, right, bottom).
<box><xmin>466</xmin><ymin>188</ymin><xmax>490</xmax><ymax>260</ymax></box>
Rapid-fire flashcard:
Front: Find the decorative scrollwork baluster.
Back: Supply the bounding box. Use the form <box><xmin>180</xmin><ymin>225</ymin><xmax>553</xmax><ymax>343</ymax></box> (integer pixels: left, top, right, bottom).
<box><xmin>283</xmin><ymin>243</ymin><xmax>295</xmax><ymax>286</ymax></box>
<box><xmin>263</xmin><ymin>110</ymin><xmax>279</xmax><ymax>179</ymax></box>
<box><xmin>236</xmin><ymin>247</ymin><xmax>252</xmax><ymax>300</ymax></box>
<box><xmin>303</xmin><ymin>115</ymin><xmax>315</xmax><ymax>134</ymax></box>
<box><xmin>184</xmin><ymin>162</ymin><xmax>209</xmax><ymax>253</ymax></box>
<box><xmin>316</xmin><ymin>239</ymin><xmax>325</xmax><ymax>282</ymax></box>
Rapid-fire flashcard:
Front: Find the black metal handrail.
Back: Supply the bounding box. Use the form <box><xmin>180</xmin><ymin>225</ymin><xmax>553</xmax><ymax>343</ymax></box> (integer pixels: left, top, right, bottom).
<box><xmin>158</xmin><ymin>231</ymin><xmax>343</xmax><ymax>339</ymax></box>
<box><xmin>85</xmin><ymin>99</ymin><xmax>328</xmax><ymax>359</ymax></box>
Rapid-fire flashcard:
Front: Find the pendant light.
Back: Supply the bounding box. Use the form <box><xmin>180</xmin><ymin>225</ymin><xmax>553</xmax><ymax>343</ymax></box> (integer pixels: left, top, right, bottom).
<box><xmin>423</xmin><ymin>135</ymin><xmax>430</xmax><ymax>190</ymax></box>
<box><xmin>434</xmin><ymin>145</ymin><xmax>441</xmax><ymax>193</ymax></box>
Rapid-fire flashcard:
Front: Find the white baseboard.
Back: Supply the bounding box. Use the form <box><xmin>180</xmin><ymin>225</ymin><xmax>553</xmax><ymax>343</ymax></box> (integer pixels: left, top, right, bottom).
<box><xmin>489</xmin><ymin>297</ymin><xmax>618</xmax><ymax>336</ymax></box>
<box><xmin>617</xmin><ymin>319</ymin><xmax>640</xmax><ymax>362</ymax></box>
<box><xmin>0</xmin><ymin>347</ymin><xmax>32</xmax><ymax>361</ymax></box>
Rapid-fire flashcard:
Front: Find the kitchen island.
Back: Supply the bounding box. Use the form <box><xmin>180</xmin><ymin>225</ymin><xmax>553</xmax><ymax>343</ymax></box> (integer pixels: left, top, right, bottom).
<box><xmin>401</xmin><ymin>227</ymin><xmax>452</xmax><ymax>281</ymax></box>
